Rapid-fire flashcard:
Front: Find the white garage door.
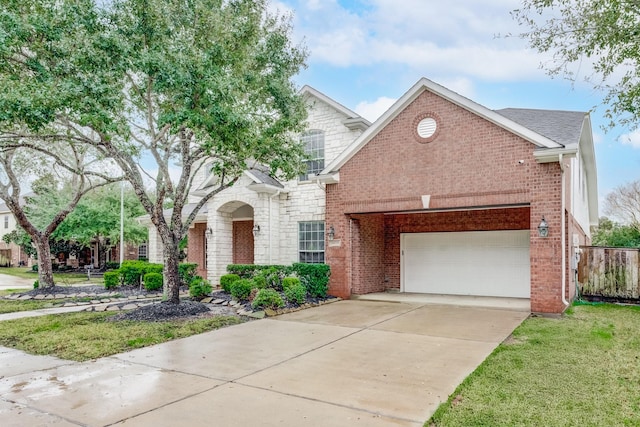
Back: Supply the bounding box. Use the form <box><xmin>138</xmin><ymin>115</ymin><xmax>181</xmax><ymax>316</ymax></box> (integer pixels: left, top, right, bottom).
<box><xmin>401</xmin><ymin>230</ymin><xmax>530</xmax><ymax>298</ymax></box>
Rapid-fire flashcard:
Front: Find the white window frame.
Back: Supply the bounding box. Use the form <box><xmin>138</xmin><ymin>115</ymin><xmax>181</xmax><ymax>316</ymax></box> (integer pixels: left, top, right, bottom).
<box><xmin>138</xmin><ymin>243</ymin><xmax>148</xmax><ymax>260</ymax></box>
<box><xmin>298</xmin><ymin>221</ymin><xmax>325</xmax><ymax>263</ymax></box>
<box><xmin>299</xmin><ymin>129</ymin><xmax>325</xmax><ymax>181</ymax></box>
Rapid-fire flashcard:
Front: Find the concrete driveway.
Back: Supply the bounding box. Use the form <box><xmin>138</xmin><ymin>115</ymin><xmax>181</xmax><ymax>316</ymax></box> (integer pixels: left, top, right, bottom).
<box><xmin>0</xmin><ymin>299</ymin><xmax>528</xmax><ymax>426</ymax></box>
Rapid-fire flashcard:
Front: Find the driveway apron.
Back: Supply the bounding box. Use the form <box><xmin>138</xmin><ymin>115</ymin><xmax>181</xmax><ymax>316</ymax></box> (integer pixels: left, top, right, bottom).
<box><xmin>0</xmin><ymin>299</ymin><xmax>528</xmax><ymax>426</ymax></box>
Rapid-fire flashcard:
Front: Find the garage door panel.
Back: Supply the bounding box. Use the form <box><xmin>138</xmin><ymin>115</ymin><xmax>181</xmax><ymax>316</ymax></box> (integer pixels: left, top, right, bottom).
<box><xmin>402</xmin><ymin>230</ymin><xmax>530</xmax><ymax>298</ymax></box>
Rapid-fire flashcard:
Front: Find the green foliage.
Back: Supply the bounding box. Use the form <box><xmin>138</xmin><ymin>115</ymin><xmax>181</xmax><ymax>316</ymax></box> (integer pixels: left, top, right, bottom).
<box><xmin>179</xmin><ymin>263</ymin><xmax>198</xmax><ymax>287</ymax></box>
<box><xmin>292</xmin><ymin>263</ymin><xmax>330</xmax><ymax>298</ymax></box>
<box><xmin>592</xmin><ymin>217</ymin><xmax>640</xmax><ymax>247</ymax></box>
<box><xmin>143</xmin><ymin>273</ymin><xmax>163</xmax><ymax>291</ymax></box>
<box><xmin>513</xmin><ymin>1</ymin><xmax>640</xmax><ymax>129</ymax></box>
<box><xmin>105</xmin><ymin>262</ymin><xmax>120</xmax><ymax>270</ymax></box>
<box><xmin>33</xmin><ymin>280</ymin><xmax>39</xmax><ymax>289</ymax></box>
<box><xmin>32</xmin><ymin>264</ymin><xmax>38</xmax><ymax>272</ymax></box>
<box><xmin>103</xmin><ymin>271</ymin><xmax>120</xmax><ymax>290</ymax></box>
<box><xmin>283</xmin><ymin>278</ymin><xmax>306</xmax><ymax>305</ymax></box>
<box><xmin>119</xmin><ymin>261</ymin><xmax>144</xmax><ymax>286</ymax></box>
<box><xmin>255</xmin><ymin>266</ymin><xmax>285</xmax><ymax>290</ymax></box>
<box><xmin>189</xmin><ymin>276</ymin><xmax>212</xmax><ymax>299</ymax></box>
<box><xmin>220</xmin><ymin>274</ymin><xmax>241</xmax><ymax>292</ymax></box>
<box><xmin>230</xmin><ymin>279</ymin><xmax>254</xmax><ymax>302</ymax></box>
<box><xmin>252</xmin><ymin>276</ymin><xmax>267</xmax><ymax>289</ymax></box>
<box><xmin>251</xmin><ymin>288</ymin><xmax>285</xmax><ymax>310</ymax></box>
<box><xmin>227</xmin><ymin>264</ymin><xmax>290</xmax><ymax>278</ymax></box>
<box><xmin>119</xmin><ymin>260</ymin><xmax>163</xmax><ymax>286</ymax></box>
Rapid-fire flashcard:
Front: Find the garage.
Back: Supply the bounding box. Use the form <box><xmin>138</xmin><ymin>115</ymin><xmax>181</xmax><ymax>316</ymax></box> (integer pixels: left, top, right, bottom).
<box><xmin>401</xmin><ymin>230</ymin><xmax>530</xmax><ymax>298</ymax></box>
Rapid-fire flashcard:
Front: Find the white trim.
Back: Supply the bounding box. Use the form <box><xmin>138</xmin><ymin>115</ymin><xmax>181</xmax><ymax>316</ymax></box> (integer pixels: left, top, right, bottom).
<box><xmin>300</xmin><ymin>86</ymin><xmax>371</xmax><ymax>126</ymax></box>
<box><xmin>322</xmin><ymin>77</ymin><xmax>563</xmax><ymax>175</ymax></box>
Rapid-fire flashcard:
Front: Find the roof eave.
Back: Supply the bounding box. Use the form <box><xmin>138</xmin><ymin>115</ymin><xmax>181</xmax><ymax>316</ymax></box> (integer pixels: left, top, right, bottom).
<box><xmin>247</xmin><ymin>183</ymin><xmax>288</xmax><ymax>194</ymax></box>
<box><xmin>315</xmin><ymin>173</ymin><xmax>340</xmax><ymax>184</ymax></box>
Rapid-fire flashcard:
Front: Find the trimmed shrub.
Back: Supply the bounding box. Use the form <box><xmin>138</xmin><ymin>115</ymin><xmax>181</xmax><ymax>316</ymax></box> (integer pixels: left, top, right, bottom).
<box><xmin>104</xmin><ymin>271</ymin><xmax>120</xmax><ymax>290</ymax></box>
<box><xmin>179</xmin><ymin>263</ymin><xmax>198</xmax><ymax>287</ymax></box>
<box><xmin>256</xmin><ymin>267</ymin><xmax>285</xmax><ymax>291</ymax></box>
<box><xmin>251</xmin><ymin>288</ymin><xmax>285</xmax><ymax>310</ymax></box>
<box><xmin>33</xmin><ymin>280</ymin><xmax>39</xmax><ymax>289</ymax></box>
<box><xmin>189</xmin><ymin>276</ymin><xmax>212</xmax><ymax>299</ymax></box>
<box><xmin>143</xmin><ymin>263</ymin><xmax>163</xmax><ymax>275</ymax></box>
<box><xmin>220</xmin><ymin>274</ymin><xmax>241</xmax><ymax>292</ymax></box>
<box><xmin>252</xmin><ymin>276</ymin><xmax>267</xmax><ymax>289</ymax></box>
<box><xmin>282</xmin><ymin>277</ymin><xmax>301</xmax><ymax>290</ymax></box>
<box><xmin>32</xmin><ymin>264</ymin><xmax>38</xmax><ymax>272</ymax></box>
<box><xmin>105</xmin><ymin>261</ymin><xmax>120</xmax><ymax>270</ymax></box>
<box><xmin>292</xmin><ymin>263</ymin><xmax>330</xmax><ymax>298</ymax></box>
<box><xmin>230</xmin><ymin>278</ymin><xmax>254</xmax><ymax>302</ymax></box>
<box><xmin>284</xmin><ymin>282</ymin><xmax>306</xmax><ymax>305</ymax></box>
<box><xmin>143</xmin><ymin>272</ymin><xmax>163</xmax><ymax>291</ymax></box>
<box><xmin>226</xmin><ymin>264</ymin><xmax>290</xmax><ymax>279</ymax></box>
<box><xmin>120</xmin><ymin>260</ymin><xmax>145</xmax><ymax>286</ymax></box>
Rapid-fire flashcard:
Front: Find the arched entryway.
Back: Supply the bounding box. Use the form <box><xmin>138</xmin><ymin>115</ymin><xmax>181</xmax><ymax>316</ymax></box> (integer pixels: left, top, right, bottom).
<box><xmin>231</xmin><ymin>204</ymin><xmax>254</xmax><ymax>264</ymax></box>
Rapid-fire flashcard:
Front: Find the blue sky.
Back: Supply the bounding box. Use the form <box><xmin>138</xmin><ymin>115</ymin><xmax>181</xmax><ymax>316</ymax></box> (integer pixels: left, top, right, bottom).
<box><xmin>273</xmin><ymin>0</ymin><xmax>640</xmax><ymax>214</ymax></box>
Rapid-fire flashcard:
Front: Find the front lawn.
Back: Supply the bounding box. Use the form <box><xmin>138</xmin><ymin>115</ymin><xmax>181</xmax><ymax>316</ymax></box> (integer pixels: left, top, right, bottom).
<box><xmin>428</xmin><ymin>303</ymin><xmax>640</xmax><ymax>426</ymax></box>
<box><xmin>0</xmin><ymin>311</ymin><xmax>243</xmax><ymax>361</ymax></box>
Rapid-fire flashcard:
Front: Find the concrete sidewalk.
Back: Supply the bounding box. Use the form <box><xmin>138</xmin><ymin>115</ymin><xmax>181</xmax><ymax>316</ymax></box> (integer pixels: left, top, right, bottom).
<box><xmin>0</xmin><ymin>272</ymin><xmax>33</xmax><ymax>291</ymax></box>
<box><xmin>0</xmin><ymin>299</ymin><xmax>529</xmax><ymax>426</ymax></box>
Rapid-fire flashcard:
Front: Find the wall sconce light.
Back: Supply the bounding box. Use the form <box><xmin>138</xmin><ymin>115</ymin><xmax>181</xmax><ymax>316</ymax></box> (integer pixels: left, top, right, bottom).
<box><xmin>252</xmin><ymin>224</ymin><xmax>260</xmax><ymax>237</ymax></box>
<box><xmin>205</xmin><ymin>227</ymin><xmax>213</xmax><ymax>238</ymax></box>
<box><xmin>327</xmin><ymin>226</ymin><xmax>335</xmax><ymax>241</ymax></box>
<box><xmin>537</xmin><ymin>217</ymin><xmax>549</xmax><ymax>238</ymax></box>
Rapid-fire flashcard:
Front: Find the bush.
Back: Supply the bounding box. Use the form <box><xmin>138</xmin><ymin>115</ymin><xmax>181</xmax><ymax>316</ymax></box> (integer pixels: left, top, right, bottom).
<box><xmin>143</xmin><ymin>272</ymin><xmax>163</xmax><ymax>291</ymax></box>
<box><xmin>292</xmin><ymin>263</ymin><xmax>330</xmax><ymax>298</ymax></box>
<box><xmin>104</xmin><ymin>271</ymin><xmax>120</xmax><ymax>290</ymax></box>
<box><xmin>143</xmin><ymin>263</ymin><xmax>164</xmax><ymax>275</ymax></box>
<box><xmin>179</xmin><ymin>263</ymin><xmax>198</xmax><ymax>287</ymax></box>
<box><xmin>284</xmin><ymin>281</ymin><xmax>306</xmax><ymax>305</ymax></box>
<box><xmin>226</xmin><ymin>264</ymin><xmax>290</xmax><ymax>279</ymax></box>
<box><xmin>32</xmin><ymin>264</ymin><xmax>38</xmax><ymax>272</ymax></box>
<box><xmin>120</xmin><ymin>261</ymin><xmax>145</xmax><ymax>286</ymax></box>
<box><xmin>256</xmin><ymin>267</ymin><xmax>285</xmax><ymax>291</ymax></box>
<box><xmin>189</xmin><ymin>276</ymin><xmax>212</xmax><ymax>299</ymax></box>
<box><xmin>252</xmin><ymin>276</ymin><xmax>267</xmax><ymax>289</ymax></box>
<box><xmin>33</xmin><ymin>280</ymin><xmax>39</xmax><ymax>289</ymax></box>
<box><xmin>220</xmin><ymin>274</ymin><xmax>241</xmax><ymax>292</ymax></box>
<box><xmin>230</xmin><ymin>278</ymin><xmax>254</xmax><ymax>302</ymax></box>
<box><xmin>105</xmin><ymin>261</ymin><xmax>120</xmax><ymax>270</ymax></box>
<box><xmin>251</xmin><ymin>288</ymin><xmax>285</xmax><ymax>310</ymax></box>
<box><xmin>282</xmin><ymin>277</ymin><xmax>301</xmax><ymax>290</ymax></box>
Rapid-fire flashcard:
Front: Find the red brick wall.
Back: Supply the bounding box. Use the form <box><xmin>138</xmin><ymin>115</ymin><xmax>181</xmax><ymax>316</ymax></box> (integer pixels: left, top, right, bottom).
<box><xmin>325</xmin><ymin>89</ymin><xmax>569</xmax><ymax>312</ymax></box>
<box><xmin>233</xmin><ymin>220</ymin><xmax>254</xmax><ymax>265</ymax></box>
<box><xmin>351</xmin><ymin>214</ymin><xmax>386</xmax><ymax>294</ymax></box>
<box><xmin>187</xmin><ymin>223</ymin><xmax>207</xmax><ymax>279</ymax></box>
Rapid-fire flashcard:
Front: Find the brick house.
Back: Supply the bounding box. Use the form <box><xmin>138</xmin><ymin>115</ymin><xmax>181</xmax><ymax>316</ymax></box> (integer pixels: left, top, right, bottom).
<box><xmin>147</xmin><ymin>78</ymin><xmax>597</xmax><ymax>314</ymax></box>
<box><xmin>317</xmin><ymin>78</ymin><xmax>597</xmax><ymax>314</ymax></box>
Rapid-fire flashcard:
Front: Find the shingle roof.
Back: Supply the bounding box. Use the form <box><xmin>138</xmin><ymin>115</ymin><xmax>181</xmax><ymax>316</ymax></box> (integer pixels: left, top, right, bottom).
<box><xmin>495</xmin><ymin>108</ymin><xmax>586</xmax><ymax>147</ymax></box>
<box><xmin>246</xmin><ymin>169</ymin><xmax>284</xmax><ymax>188</ymax></box>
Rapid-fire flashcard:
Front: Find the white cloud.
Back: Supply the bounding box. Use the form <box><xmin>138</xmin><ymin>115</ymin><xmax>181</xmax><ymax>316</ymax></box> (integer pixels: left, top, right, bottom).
<box><xmin>620</xmin><ymin>129</ymin><xmax>640</xmax><ymax>149</ymax></box>
<box><xmin>285</xmin><ymin>0</ymin><xmax>550</xmax><ymax>82</ymax></box>
<box><xmin>355</xmin><ymin>96</ymin><xmax>397</xmax><ymax>122</ymax></box>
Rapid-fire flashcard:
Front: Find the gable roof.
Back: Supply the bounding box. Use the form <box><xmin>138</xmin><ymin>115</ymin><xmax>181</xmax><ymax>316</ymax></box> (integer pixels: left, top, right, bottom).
<box><xmin>300</xmin><ymin>85</ymin><xmax>371</xmax><ymax>131</ymax></box>
<box><xmin>320</xmin><ymin>77</ymin><xmax>568</xmax><ymax>175</ymax></box>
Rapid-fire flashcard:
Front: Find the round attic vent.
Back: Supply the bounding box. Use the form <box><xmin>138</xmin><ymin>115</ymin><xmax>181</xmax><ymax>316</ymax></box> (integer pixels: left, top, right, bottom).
<box><xmin>417</xmin><ymin>117</ymin><xmax>437</xmax><ymax>138</ymax></box>
<box><xmin>412</xmin><ymin>112</ymin><xmax>441</xmax><ymax>143</ymax></box>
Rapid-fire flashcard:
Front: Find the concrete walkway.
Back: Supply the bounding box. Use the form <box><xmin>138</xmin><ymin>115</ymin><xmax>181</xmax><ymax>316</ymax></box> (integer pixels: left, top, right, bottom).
<box><xmin>0</xmin><ymin>272</ymin><xmax>33</xmax><ymax>291</ymax></box>
<box><xmin>0</xmin><ymin>299</ymin><xmax>529</xmax><ymax>426</ymax></box>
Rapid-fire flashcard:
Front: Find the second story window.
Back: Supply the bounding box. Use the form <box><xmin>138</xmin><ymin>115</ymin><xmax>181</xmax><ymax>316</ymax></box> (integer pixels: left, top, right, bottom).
<box><xmin>299</xmin><ymin>129</ymin><xmax>325</xmax><ymax>181</ymax></box>
<box><xmin>3</xmin><ymin>215</ymin><xmax>8</xmax><ymax>229</ymax></box>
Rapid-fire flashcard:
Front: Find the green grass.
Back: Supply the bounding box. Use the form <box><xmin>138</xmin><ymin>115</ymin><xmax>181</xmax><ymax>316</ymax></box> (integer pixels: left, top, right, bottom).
<box><xmin>428</xmin><ymin>303</ymin><xmax>640</xmax><ymax>426</ymax></box>
<box><xmin>0</xmin><ymin>311</ymin><xmax>244</xmax><ymax>361</ymax></box>
<box><xmin>0</xmin><ymin>299</ymin><xmax>59</xmax><ymax>313</ymax></box>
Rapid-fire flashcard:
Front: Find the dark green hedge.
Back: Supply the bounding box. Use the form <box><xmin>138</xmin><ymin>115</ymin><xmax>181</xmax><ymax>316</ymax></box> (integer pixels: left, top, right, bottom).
<box><xmin>226</xmin><ymin>263</ymin><xmax>330</xmax><ymax>298</ymax></box>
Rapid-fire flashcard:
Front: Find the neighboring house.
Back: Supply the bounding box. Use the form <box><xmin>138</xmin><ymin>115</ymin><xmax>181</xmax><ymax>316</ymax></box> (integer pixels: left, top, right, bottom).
<box><xmin>147</xmin><ymin>78</ymin><xmax>598</xmax><ymax>314</ymax></box>
<box><xmin>0</xmin><ymin>202</ymin><xmax>29</xmax><ymax>267</ymax></box>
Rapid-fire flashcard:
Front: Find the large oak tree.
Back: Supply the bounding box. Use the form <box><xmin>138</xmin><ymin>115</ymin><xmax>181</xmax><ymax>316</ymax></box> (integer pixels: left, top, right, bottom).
<box><xmin>0</xmin><ymin>0</ymin><xmax>308</xmax><ymax>302</ymax></box>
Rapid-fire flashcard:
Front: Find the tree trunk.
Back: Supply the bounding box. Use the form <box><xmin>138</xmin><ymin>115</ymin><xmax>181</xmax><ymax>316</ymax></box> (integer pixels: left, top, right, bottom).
<box><xmin>163</xmin><ymin>242</ymin><xmax>181</xmax><ymax>304</ymax></box>
<box><xmin>34</xmin><ymin>238</ymin><xmax>55</xmax><ymax>288</ymax></box>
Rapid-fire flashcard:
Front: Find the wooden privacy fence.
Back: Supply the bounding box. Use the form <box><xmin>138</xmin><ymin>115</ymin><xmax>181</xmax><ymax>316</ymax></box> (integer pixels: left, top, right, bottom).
<box><xmin>577</xmin><ymin>246</ymin><xmax>640</xmax><ymax>300</ymax></box>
